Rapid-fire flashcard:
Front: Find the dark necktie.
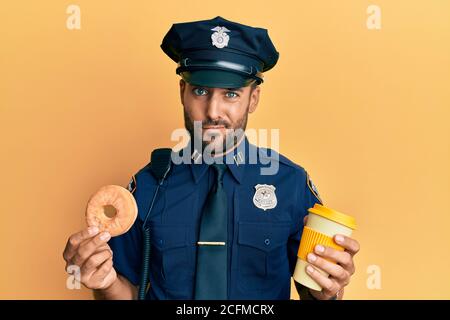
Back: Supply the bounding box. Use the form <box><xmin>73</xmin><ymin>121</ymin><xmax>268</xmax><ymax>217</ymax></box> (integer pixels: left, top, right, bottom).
<box><xmin>194</xmin><ymin>163</ymin><xmax>228</xmax><ymax>300</ymax></box>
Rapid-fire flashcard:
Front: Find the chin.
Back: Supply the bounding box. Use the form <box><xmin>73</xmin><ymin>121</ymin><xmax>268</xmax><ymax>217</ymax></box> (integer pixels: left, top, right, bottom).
<box><xmin>202</xmin><ymin>139</ymin><xmax>226</xmax><ymax>153</ymax></box>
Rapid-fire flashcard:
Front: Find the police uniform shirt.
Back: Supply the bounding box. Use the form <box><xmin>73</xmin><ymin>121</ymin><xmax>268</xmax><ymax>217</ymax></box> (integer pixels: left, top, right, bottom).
<box><xmin>109</xmin><ymin>137</ymin><xmax>323</xmax><ymax>299</ymax></box>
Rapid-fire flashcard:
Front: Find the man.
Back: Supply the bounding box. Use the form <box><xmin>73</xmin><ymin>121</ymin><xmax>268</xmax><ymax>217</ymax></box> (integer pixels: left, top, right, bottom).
<box><xmin>63</xmin><ymin>16</ymin><xmax>360</xmax><ymax>300</ymax></box>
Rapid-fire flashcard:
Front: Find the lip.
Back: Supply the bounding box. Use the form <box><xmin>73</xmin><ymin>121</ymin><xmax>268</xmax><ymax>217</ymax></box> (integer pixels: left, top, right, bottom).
<box><xmin>203</xmin><ymin>126</ymin><xmax>225</xmax><ymax>129</ymax></box>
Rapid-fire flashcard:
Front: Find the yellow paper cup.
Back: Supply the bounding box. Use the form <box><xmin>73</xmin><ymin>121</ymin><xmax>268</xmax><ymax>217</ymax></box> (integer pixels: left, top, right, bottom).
<box><xmin>293</xmin><ymin>204</ymin><xmax>357</xmax><ymax>291</ymax></box>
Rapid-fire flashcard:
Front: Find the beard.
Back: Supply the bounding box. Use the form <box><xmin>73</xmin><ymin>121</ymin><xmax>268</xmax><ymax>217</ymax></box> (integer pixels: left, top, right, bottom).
<box><xmin>184</xmin><ymin>105</ymin><xmax>249</xmax><ymax>155</ymax></box>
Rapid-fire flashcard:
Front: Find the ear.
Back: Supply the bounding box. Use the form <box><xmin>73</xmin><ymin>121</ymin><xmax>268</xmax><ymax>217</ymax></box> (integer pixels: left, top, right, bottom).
<box><xmin>179</xmin><ymin>79</ymin><xmax>186</xmax><ymax>105</ymax></box>
<box><xmin>248</xmin><ymin>86</ymin><xmax>260</xmax><ymax>114</ymax></box>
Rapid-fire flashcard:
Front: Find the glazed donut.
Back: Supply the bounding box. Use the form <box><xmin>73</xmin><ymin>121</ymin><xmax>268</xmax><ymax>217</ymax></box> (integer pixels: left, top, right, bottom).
<box><xmin>85</xmin><ymin>185</ymin><xmax>138</xmax><ymax>237</ymax></box>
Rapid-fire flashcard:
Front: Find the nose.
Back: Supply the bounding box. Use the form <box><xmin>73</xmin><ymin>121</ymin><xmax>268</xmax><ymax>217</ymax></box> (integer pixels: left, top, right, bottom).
<box><xmin>205</xmin><ymin>92</ymin><xmax>221</xmax><ymax>120</ymax></box>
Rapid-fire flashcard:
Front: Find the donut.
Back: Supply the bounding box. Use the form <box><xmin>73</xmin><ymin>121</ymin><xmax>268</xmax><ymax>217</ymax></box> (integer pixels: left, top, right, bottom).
<box><xmin>85</xmin><ymin>185</ymin><xmax>138</xmax><ymax>237</ymax></box>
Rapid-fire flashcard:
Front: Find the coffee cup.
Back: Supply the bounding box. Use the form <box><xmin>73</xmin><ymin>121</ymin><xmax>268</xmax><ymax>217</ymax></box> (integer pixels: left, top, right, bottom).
<box><xmin>293</xmin><ymin>203</ymin><xmax>357</xmax><ymax>291</ymax></box>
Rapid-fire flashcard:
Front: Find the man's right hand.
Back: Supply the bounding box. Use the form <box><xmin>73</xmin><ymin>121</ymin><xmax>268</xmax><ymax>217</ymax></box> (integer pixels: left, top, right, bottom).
<box><xmin>63</xmin><ymin>227</ymin><xmax>117</xmax><ymax>290</ymax></box>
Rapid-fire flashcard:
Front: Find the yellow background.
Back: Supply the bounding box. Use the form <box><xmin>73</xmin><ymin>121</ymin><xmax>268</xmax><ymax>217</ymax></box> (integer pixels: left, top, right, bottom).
<box><xmin>1</xmin><ymin>0</ymin><xmax>449</xmax><ymax>299</ymax></box>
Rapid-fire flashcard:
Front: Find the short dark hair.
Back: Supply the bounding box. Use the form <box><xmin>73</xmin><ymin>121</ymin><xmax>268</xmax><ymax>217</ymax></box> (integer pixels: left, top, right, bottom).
<box><xmin>250</xmin><ymin>81</ymin><xmax>259</xmax><ymax>91</ymax></box>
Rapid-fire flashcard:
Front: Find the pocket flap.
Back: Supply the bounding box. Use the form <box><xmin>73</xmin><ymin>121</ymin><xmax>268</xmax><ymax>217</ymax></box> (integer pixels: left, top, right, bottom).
<box><xmin>238</xmin><ymin>222</ymin><xmax>291</xmax><ymax>252</ymax></box>
<box><xmin>150</xmin><ymin>224</ymin><xmax>187</xmax><ymax>250</ymax></box>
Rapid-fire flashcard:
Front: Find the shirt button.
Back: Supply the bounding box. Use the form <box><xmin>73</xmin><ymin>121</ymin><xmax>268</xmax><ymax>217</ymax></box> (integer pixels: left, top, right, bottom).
<box><xmin>264</xmin><ymin>238</ymin><xmax>270</xmax><ymax>246</ymax></box>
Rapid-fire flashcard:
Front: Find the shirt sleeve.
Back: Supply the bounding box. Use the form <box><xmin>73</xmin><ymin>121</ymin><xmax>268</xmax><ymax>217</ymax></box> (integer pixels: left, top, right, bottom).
<box><xmin>108</xmin><ymin>178</ymin><xmax>143</xmax><ymax>286</ymax></box>
<box><xmin>288</xmin><ymin>169</ymin><xmax>323</xmax><ymax>276</ymax></box>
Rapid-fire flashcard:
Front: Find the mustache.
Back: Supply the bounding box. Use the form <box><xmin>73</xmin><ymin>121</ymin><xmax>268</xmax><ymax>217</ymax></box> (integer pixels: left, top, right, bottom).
<box><xmin>202</xmin><ymin>119</ymin><xmax>230</xmax><ymax>128</ymax></box>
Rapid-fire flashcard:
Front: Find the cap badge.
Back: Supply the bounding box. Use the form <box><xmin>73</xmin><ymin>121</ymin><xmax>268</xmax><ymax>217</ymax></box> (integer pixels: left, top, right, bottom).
<box><xmin>253</xmin><ymin>184</ymin><xmax>277</xmax><ymax>211</ymax></box>
<box><xmin>211</xmin><ymin>26</ymin><xmax>230</xmax><ymax>49</ymax></box>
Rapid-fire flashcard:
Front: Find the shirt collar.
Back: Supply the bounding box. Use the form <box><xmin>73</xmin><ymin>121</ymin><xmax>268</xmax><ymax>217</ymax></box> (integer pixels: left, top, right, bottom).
<box><xmin>185</xmin><ymin>135</ymin><xmax>249</xmax><ymax>184</ymax></box>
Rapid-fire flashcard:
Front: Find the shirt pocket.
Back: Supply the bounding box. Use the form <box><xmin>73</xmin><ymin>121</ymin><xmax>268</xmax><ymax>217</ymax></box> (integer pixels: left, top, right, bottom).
<box><xmin>237</xmin><ymin>221</ymin><xmax>292</xmax><ymax>291</ymax></box>
<box><xmin>150</xmin><ymin>223</ymin><xmax>195</xmax><ymax>292</ymax></box>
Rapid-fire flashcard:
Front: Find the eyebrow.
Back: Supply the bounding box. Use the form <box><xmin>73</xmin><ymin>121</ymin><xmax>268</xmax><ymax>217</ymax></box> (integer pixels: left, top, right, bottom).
<box><xmin>225</xmin><ymin>88</ymin><xmax>243</xmax><ymax>92</ymax></box>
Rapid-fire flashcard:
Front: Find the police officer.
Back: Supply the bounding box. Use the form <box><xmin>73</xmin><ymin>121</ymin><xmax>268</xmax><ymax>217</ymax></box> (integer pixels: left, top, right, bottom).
<box><xmin>63</xmin><ymin>16</ymin><xmax>360</xmax><ymax>300</ymax></box>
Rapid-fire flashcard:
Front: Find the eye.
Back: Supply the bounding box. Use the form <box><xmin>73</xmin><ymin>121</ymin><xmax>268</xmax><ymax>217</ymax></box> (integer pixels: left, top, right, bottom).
<box><xmin>225</xmin><ymin>91</ymin><xmax>239</xmax><ymax>99</ymax></box>
<box><xmin>193</xmin><ymin>88</ymin><xmax>208</xmax><ymax>96</ymax></box>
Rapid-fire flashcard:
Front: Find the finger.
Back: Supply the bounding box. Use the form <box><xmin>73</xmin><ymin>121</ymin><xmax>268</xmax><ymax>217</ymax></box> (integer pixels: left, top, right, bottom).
<box><xmin>314</xmin><ymin>245</ymin><xmax>355</xmax><ymax>274</ymax></box>
<box><xmin>89</xmin><ymin>258</ymin><xmax>116</xmax><ymax>290</ymax></box>
<box><xmin>334</xmin><ymin>235</ymin><xmax>360</xmax><ymax>256</ymax></box>
<box><xmin>307</xmin><ymin>253</ymin><xmax>350</xmax><ymax>285</ymax></box>
<box><xmin>303</xmin><ymin>215</ymin><xmax>309</xmax><ymax>225</ymax></box>
<box><xmin>63</xmin><ymin>227</ymin><xmax>100</xmax><ymax>261</ymax></box>
<box><xmin>91</xmin><ymin>258</ymin><xmax>114</xmax><ymax>281</ymax></box>
<box><xmin>96</xmin><ymin>244</ymin><xmax>112</xmax><ymax>253</ymax></box>
<box><xmin>79</xmin><ymin>239</ymin><xmax>111</xmax><ymax>253</ymax></box>
<box><xmin>70</xmin><ymin>243</ymin><xmax>111</xmax><ymax>270</ymax></box>
<box><xmin>80</xmin><ymin>249</ymin><xmax>113</xmax><ymax>276</ymax></box>
<box><xmin>71</xmin><ymin>231</ymin><xmax>111</xmax><ymax>267</ymax></box>
<box><xmin>89</xmin><ymin>243</ymin><xmax>112</xmax><ymax>256</ymax></box>
<box><xmin>305</xmin><ymin>264</ymin><xmax>339</xmax><ymax>298</ymax></box>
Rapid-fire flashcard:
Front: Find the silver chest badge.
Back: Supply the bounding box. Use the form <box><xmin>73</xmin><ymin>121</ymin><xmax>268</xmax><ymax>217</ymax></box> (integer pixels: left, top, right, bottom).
<box><xmin>253</xmin><ymin>184</ymin><xmax>277</xmax><ymax>211</ymax></box>
<box><xmin>211</xmin><ymin>26</ymin><xmax>230</xmax><ymax>48</ymax></box>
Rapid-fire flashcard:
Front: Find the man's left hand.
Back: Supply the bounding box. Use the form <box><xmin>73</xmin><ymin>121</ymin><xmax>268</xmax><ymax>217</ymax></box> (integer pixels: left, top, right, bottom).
<box><xmin>305</xmin><ymin>234</ymin><xmax>360</xmax><ymax>300</ymax></box>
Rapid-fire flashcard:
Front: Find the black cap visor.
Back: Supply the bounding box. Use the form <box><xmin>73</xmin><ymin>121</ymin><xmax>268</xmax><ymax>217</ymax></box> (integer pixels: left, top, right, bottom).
<box><xmin>180</xmin><ymin>70</ymin><xmax>257</xmax><ymax>88</ymax></box>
